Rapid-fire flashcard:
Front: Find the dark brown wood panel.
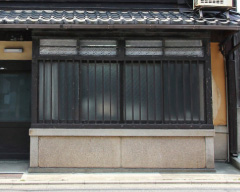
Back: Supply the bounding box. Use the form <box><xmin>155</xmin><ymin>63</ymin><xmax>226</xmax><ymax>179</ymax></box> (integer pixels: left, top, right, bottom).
<box><xmin>0</xmin><ymin>128</ymin><xmax>30</xmax><ymax>159</ymax></box>
<box><xmin>0</xmin><ymin>0</ymin><xmax>178</xmax><ymax>2</ymax></box>
<box><xmin>0</xmin><ymin>61</ymin><xmax>31</xmax><ymax>159</ymax></box>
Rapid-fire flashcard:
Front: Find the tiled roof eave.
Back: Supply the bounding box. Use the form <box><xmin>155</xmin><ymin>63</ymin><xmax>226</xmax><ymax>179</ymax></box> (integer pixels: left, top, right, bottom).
<box><xmin>0</xmin><ymin>10</ymin><xmax>239</xmax><ymax>30</ymax></box>
<box><xmin>0</xmin><ymin>23</ymin><xmax>239</xmax><ymax>31</ymax></box>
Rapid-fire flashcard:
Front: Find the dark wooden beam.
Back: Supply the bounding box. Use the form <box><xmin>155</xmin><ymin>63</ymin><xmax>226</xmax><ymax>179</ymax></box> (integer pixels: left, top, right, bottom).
<box><xmin>226</xmin><ymin>35</ymin><xmax>238</xmax><ymax>155</ymax></box>
<box><xmin>0</xmin><ymin>0</ymin><xmax>178</xmax><ymax>2</ymax></box>
<box><xmin>0</xmin><ymin>1</ymin><xmax>189</xmax><ymax>10</ymax></box>
<box><xmin>227</xmin><ymin>59</ymin><xmax>238</xmax><ymax>155</ymax></box>
<box><xmin>0</xmin><ymin>24</ymin><xmax>239</xmax><ymax>31</ymax></box>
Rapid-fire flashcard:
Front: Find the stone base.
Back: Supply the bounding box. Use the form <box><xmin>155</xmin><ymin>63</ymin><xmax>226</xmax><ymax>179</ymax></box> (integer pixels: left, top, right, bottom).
<box><xmin>29</xmin><ymin>129</ymin><xmax>215</xmax><ymax>170</ymax></box>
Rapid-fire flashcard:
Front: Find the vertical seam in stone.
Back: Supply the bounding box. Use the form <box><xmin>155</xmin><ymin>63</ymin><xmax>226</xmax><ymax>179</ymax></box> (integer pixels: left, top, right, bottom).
<box><xmin>37</xmin><ymin>136</ymin><xmax>39</xmax><ymax>167</ymax></box>
<box><xmin>120</xmin><ymin>137</ymin><xmax>122</xmax><ymax>168</ymax></box>
<box><xmin>205</xmin><ymin>136</ymin><xmax>207</xmax><ymax>168</ymax></box>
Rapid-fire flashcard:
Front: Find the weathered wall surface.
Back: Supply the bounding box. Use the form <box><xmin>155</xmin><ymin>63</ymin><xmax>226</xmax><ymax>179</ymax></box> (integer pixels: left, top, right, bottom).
<box><xmin>0</xmin><ymin>41</ymin><xmax>32</xmax><ymax>60</ymax></box>
<box><xmin>211</xmin><ymin>43</ymin><xmax>227</xmax><ymax>126</ymax></box>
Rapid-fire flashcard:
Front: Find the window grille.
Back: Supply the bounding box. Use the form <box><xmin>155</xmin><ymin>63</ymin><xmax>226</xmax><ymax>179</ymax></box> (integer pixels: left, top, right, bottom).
<box><xmin>35</xmin><ymin>37</ymin><xmax>209</xmax><ymax>128</ymax></box>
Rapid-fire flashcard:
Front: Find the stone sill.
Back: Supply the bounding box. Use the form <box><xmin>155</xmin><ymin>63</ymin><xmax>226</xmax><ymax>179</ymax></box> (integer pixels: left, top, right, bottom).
<box><xmin>29</xmin><ymin>129</ymin><xmax>215</xmax><ymax>137</ymax></box>
<box><xmin>28</xmin><ymin>167</ymin><xmax>216</xmax><ymax>173</ymax></box>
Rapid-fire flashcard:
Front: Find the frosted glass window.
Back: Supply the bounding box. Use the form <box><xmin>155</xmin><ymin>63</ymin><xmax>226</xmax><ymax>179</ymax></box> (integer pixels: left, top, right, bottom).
<box><xmin>165</xmin><ymin>40</ymin><xmax>202</xmax><ymax>47</ymax></box>
<box><xmin>163</xmin><ymin>61</ymin><xmax>205</xmax><ymax>122</ymax></box>
<box><xmin>165</xmin><ymin>48</ymin><xmax>204</xmax><ymax>57</ymax></box>
<box><xmin>80</xmin><ymin>62</ymin><xmax>120</xmax><ymax>121</ymax></box>
<box><xmin>37</xmin><ymin>38</ymin><xmax>207</xmax><ymax>125</ymax></box>
<box><xmin>0</xmin><ymin>73</ymin><xmax>31</xmax><ymax>122</ymax></box>
<box><xmin>40</xmin><ymin>39</ymin><xmax>77</xmax><ymax>47</ymax></box>
<box><xmin>40</xmin><ymin>47</ymin><xmax>77</xmax><ymax>55</ymax></box>
<box><xmin>126</xmin><ymin>48</ymin><xmax>163</xmax><ymax>56</ymax></box>
<box><xmin>40</xmin><ymin>39</ymin><xmax>77</xmax><ymax>55</ymax></box>
<box><xmin>126</xmin><ymin>40</ymin><xmax>162</xmax><ymax>47</ymax></box>
<box><xmin>125</xmin><ymin>40</ymin><xmax>162</xmax><ymax>56</ymax></box>
<box><xmin>39</xmin><ymin>61</ymin><xmax>119</xmax><ymax>122</ymax></box>
<box><xmin>39</xmin><ymin>61</ymin><xmax>80</xmax><ymax>121</ymax></box>
<box><xmin>80</xmin><ymin>48</ymin><xmax>117</xmax><ymax>56</ymax></box>
<box><xmin>80</xmin><ymin>40</ymin><xmax>117</xmax><ymax>47</ymax></box>
<box><xmin>125</xmin><ymin>62</ymin><xmax>162</xmax><ymax>121</ymax></box>
<box><xmin>80</xmin><ymin>40</ymin><xmax>117</xmax><ymax>56</ymax></box>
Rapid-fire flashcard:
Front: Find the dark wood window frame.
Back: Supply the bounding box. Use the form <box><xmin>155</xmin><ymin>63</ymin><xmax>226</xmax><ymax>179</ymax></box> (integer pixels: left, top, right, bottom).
<box><xmin>31</xmin><ymin>33</ymin><xmax>213</xmax><ymax>129</ymax></box>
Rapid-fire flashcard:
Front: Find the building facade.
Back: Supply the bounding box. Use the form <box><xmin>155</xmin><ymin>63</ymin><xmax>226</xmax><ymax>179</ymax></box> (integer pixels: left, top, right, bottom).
<box><xmin>0</xmin><ymin>0</ymin><xmax>239</xmax><ymax>171</ymax></box>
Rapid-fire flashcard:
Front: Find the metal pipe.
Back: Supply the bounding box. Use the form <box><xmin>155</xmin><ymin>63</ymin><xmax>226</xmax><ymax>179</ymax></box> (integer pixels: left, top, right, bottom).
<box><xmin>223</xmin><ymin>56</ymin><xmax>230</xmax><ymax>163</ymax></box>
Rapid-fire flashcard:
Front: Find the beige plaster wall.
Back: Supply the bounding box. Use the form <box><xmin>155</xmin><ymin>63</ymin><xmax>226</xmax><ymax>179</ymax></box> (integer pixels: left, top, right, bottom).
<box><xmin>0</xmin><ymin>41</ymin><xmax>32</xmax><ymax>60</ymax></box>
<box><xmin>211</xmin><ymin>43</ymin><xmax>228</xmax><ymax>160</ymax></box>
<box><xmin>211</xmin><ymin>43</ymin><xmax>227</xmax><ymax>126</ymax></box>
<box><xmin>29</xmin><ymin>129</ymin><xmax>215</xmax><ymax>169</ymax></box>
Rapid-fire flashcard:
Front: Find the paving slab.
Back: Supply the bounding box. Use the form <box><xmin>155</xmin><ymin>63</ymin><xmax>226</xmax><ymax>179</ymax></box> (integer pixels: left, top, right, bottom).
<box><xmin>0</xmin><ymin>160</ymin><xmax>28</xmax><ymax>173</ymax></box>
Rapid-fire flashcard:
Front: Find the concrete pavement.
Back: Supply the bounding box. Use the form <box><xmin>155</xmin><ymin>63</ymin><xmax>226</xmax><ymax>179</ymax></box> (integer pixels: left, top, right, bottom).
<box><xmin>0</xmin><ymin>161</ymin><xmax>240</xmax><ymax>185</ymax></box>
<box><xmin>1</xmin><ymin>184</ymin><xmax>240</xmax><ymax>192</ymax></box>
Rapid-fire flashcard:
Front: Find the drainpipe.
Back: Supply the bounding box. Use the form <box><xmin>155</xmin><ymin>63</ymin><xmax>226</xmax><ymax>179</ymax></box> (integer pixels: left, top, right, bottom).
<box><xmin>220</xmin><ymin>43</ymin><xmax>230</xmax><ymax>162</ymax></box>
<box><xmin>220</xmin><ymin>35</ymin><xmax>240</xmax><ymax>161</ymax></box>
<box><xmin>223</xmin><ymin>56</ymin><xmax>230</xmax><ymax>162</ymax></box>
<box><xmin>220</xmin><ymin>35</ymin><xmax>240</xmax><ymax>159</ymax></box>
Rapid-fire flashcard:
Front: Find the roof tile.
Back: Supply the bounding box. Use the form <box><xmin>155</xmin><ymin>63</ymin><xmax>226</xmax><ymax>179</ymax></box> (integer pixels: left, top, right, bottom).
<box><xmin>0</xmin><ymin>10</ymin><xmax>238</xmax><ymax>27</ymax></box>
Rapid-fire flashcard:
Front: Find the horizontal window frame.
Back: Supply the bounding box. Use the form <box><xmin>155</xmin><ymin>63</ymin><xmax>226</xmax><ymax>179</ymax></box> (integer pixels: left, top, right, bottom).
<box><xmin>38</xmin><ymin>38</ymin><xmax>205</xmax><ymax>58</ymax></box>
<box><xmin>0</xmin><ymin>122</ymin><xmax>31</xmax><ymax>128</ymax></box>
<box><xmin>31</xmin><ymin>123</ymin><xmax>214</xmax><ymax>129</ymax></box>
<box><xmin>0</xmin><ymin>60</ymin><xmax>31</xmax><ymax>71</ymax></box>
